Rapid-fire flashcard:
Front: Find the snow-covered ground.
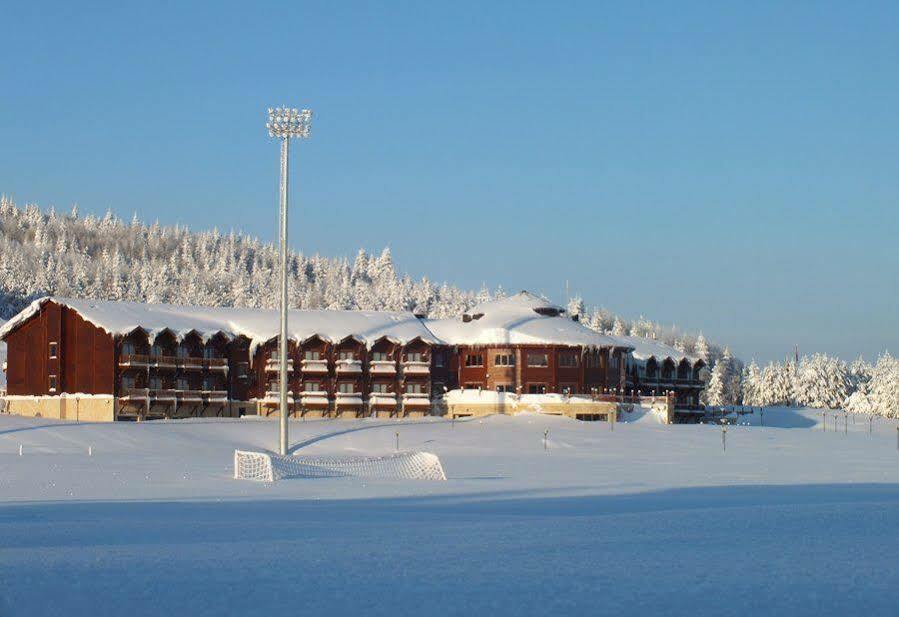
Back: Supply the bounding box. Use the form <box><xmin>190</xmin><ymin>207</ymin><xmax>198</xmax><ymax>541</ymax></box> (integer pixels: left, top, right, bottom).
<box><xmin>2</xmin><ymin>407</ymin><xmax>899</xmax><ymax>616</ymax></box>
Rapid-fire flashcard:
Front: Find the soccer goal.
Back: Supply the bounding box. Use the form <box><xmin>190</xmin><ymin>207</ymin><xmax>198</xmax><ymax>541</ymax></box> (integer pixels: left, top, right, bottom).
<box><xmin>234</xmin><ymin>449</ymin><xmax>447</xmax><ymax>482</ymax></box>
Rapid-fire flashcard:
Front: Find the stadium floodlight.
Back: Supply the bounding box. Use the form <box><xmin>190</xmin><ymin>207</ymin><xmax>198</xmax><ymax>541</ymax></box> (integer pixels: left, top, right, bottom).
<box><xmin>266</xmin><ymin>105</ymin><xmax>313</xmax><ymax>455</ymax></box>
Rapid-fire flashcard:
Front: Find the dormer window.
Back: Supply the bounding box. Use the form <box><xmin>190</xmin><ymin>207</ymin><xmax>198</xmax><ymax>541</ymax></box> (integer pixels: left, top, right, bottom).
<box><xmin>533</xmin><ymin>307</ymin><xmax>562</xmax><ymax>317</ymax></box>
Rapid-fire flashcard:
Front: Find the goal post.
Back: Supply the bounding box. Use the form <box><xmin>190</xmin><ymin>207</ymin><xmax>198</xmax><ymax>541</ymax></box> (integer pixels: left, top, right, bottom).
<box><xmin>234</xmin><ymin>449</ymin><xmax>446</xmax><ymax>482</ymax></box>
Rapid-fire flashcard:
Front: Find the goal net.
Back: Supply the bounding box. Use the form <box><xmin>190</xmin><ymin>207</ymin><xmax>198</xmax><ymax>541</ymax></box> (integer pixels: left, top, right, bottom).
<box><xmin>234</xmin><ymin>449</ymin><xmax>447</xmax><ymax>482</ymax></box>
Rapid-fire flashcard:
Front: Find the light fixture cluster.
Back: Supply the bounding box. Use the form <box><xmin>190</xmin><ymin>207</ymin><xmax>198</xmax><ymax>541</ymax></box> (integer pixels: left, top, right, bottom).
<box><xmin>266</xmin><ymin>107</ymin><xmax>313</xmax><ymax>139</ymax></box>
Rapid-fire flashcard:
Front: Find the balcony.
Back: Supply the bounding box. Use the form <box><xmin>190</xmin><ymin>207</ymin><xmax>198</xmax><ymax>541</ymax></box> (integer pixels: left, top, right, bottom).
<box><xmin>334</xmin><ymin>391</ymin><xmax>364</xmax><ymax>406</ymax></box>
<box><xmin>150</xmin><ymin>355</ymin><xmax>178</xmax><ymax>369</ymax></box>
<box><xmin>369</xmin><ymin>360</ymin><xmax>397</xmax><ymax>375</ymax></box>
<box><xmin>300</xmin><ymin>358</ymin><xmax>329</xmax><ymax>374</ymax></box>
<box><xmin>177</xmin><ymin>390</ymin><xmax>204</xmax><ymax>403</ymax></box>
<box><xmin>263</xmin><ymin>390</ymin><xmax>294</xmax><ymax>404</ymax></box>
<box><xmin>265</xmin><ymin>358</ymin><xmax>294</xmax><ymax>373</ymax></box>
<box><xmin>368</xmin><ymin>393</ymin><xmax>397</xmax><ymax>407</ymax></box>
<box><xmin>402</xmin><ymin>360</ymin><xmax>430</xmax><ymax>375</ymax></box>
<box><xmin>205</xmin><ymin>358</ymin><xmax>229</xmax><ymax>371</ymax></box>
<box><xmin>178</xmin><ymin>357</ymin><xmax>204</xmax><ymax>370</ymax></box>
<box><xmin>402</xmin><ymin>392</ymin><xmax>431</xmax><ymax>407</ymax></box>
<box><xmin>335</xmin><ymin>359</ymin><xmax>362</xmax><ymax>374</ymax></box>
<box><xmin>119</xmin><ymin>354</ymin><xmax>150</xmax><ymax>368</ymax></box>
<box><xmin>203</xmin><ymin>390</ymin><xmax>229</xmax><ymax>403</ymax></box>
<box><xmin>298</xmin><ymin>391</ymin><xmax>330</xmax><ymax>407</ymax></box>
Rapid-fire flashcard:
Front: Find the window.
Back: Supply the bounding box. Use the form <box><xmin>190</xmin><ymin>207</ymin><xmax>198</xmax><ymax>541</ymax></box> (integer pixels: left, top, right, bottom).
<box><xmin>177</xmin><ymin>346</ymin><xmax>189</xmax><ymax>358</ymax></box>
<box><xmin>151</xmin><ymin>344</ymin><xmax>163</xmax><ymax>357</ymax></box>
<box><xmin>406</xmin><ymin>383</ymin><xmax>426</xmax><ymax>394</ymax></box>
<box><xmin>560</xmin><ymin>383</ymin><xmax>577</xmax><ymax>395</ymax></box>
<box><xmin>406</xmin><ymin>352</ymin><xmax>423</xmax><ymax>363</ymax></box>
<box><xmin>122</xmin><ymin>341</ymin><xmax>136</xmax><ymax>355</ymax></box>
<box><xmin>559</xmin><ymin>353</ymin><xmax>578</xmax><ymax>368</ymax></box>
<box><xmin>305</xmin><ymin>350</ymin><xmax>322</xmax><ymax>361</ymax></box>
<box><xmin>528</xmin><ymin>384</ymin><xmax>546</xmax><ymax>394</ymax></box>
<box><xmin>464</xmin><ymin>383</ymin><xmax>482</xmax><ymax>390</ymax></box>
<box><xmin>371</xmin><ymin>382</ymin><xmax>390</xmax><ymax>393</ymax></box>
<box><xmin>338</xmin><ymin>351</ymin><xmax>355</xmax><ymax>361</ymax></box>
<box><xmin>48</xmin><ymin>342</ymin><xmax>58</xmax><ymax>359</ymax></box>
<box><xmin>236</xmin><ymin>362</ymin><xmax>249</xmax><ymax>378</ymax></box>
<box><xmin>495</xmin><ymin>384</ymin><xmax>513</xmax><ymax>392</ymax></box>
<box><xmin>149</xmin><ymin>377</ymin><xmax>162</xmax><ymax>390</ymax></box>
<box><xmin>177</xmin><ymin>378</ymin><xmax>189</xmax><ymax>390</ymax></box>
<box><xmin>465</xmin><ymin>354</ymin><xmax>484</xmax><ymax>367</ymax></box>
<box><xmin>609</xmin><ymin>353</ymin><xmax>619</xmax><ymax>370</ymax></box>
<box><xmin>204</xmin><ymin>347</ymin><xmax>220</xmax><ymax>359</ymax></box>
<box><xmin>494</xmin><ymin>353</ymin><xmax>515</xmax><ymax>367</ymax></box>
<box><xmin>338</xmin><ymin>382</ymin><xmax>356</xmax><ymax>393</ymax></box>
<box><xmin>304</xmin><ymin>382</ymin><xmax>323</xmax><ymax>392</ymax></box>
<box><xmin>527</xmin><ymin>353</ymin><xmax>548</xmax><ymax>367</ymax></box>
<box><xmin>371</xmin><ymin>351</ymin><xmax>390</xmax><ymax>362</ymax></box>
<box><xmin>202</xmin><ymin>378</ymin><xmax>216</xmax><ymax>390</ymax></box>
<box><xmin>49</xmin><ymin>374</ymin><xmax>58</xmax><ymax>392</ymax></box>
<box><xmin>121</xmin><ymin>375</ymin><xmax>136</xmax><ymax>390</ymax></box>
<box><xmin>434</xmin><ymin>353</ymin><xmax>445</xmax><ymax>368</ymax></box>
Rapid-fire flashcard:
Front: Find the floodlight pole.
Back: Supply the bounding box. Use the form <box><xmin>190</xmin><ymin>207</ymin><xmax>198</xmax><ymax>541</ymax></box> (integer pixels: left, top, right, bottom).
<box><xmin>278</xmin><ymin>135</ymin><xmax>290</xmax><ymax>456</ymax></box>
<box><xmin>267</xmin><ymin>106</ymin><xmax>312</xmax><ymax>456</ymax></box>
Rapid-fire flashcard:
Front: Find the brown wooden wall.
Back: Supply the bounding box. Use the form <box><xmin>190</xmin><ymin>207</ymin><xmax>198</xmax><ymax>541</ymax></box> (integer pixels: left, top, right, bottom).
<box><xmin>5</xmin><ymin>301</ymin><xmax>114</xmax><ymax>396</ymax></box>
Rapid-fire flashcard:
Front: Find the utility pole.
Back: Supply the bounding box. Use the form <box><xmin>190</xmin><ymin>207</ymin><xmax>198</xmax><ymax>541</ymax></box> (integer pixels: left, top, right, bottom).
<box><xmin>266</xmin><ymin>106</ymin><xmax>313</xmax><ymax>455</ymax></box>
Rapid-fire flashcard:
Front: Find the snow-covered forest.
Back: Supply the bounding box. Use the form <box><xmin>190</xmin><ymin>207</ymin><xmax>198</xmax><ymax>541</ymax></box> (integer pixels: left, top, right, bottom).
<box><xmin>0</xmin><ymin>196</ymin><xmax>721</xmax><ymax>345</ymax></box>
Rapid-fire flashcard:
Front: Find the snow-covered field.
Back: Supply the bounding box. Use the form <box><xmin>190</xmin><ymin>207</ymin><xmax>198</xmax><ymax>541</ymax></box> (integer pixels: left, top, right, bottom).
<box><xmin>2</xmin><ymin>408</ymin><xmax>899</xmax><ymax>616</ymax></box>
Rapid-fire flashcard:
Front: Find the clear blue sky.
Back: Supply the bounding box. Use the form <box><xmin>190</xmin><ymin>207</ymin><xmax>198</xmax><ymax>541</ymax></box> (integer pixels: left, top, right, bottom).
<box><xmin>2</xmin><ymin>1</ymin><xmax>897</xmax><ymax>363</ymax></box>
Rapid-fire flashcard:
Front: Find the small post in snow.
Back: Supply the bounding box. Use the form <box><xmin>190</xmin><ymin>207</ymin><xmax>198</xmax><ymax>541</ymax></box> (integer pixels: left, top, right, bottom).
<box><xmin>18</xmin><ymin>444</ymin><xmax>23</xmax><ymax>456</ymax></box>
<box><xmin>844</xmin><ymin>414</ymin><xmax>847</xmax><ymax>435</ymax></box>
<box><xmin>896</xmin><ymin>426</ymin><xmax>898</xmax><ymax>452</ymax></box>
<box><xmin>722</xmin><ymin>425</ymin><xmax>727</xmax><ymax>452</ymax></box>
<box><xmin>823</xmin><ymin>411</ymin><xmax>826</xmax><ymax>432</ymax></box>
<box><xmin>88</xmin><ymin>445</ymin><xmax>93</xmax><ymax>457</ymax></box>
<box><xmin>760</xmin><ymin>409</ymin><xmax>764</xmax><ymax>427</ymax></box>
<box><xmin>543</xmin><ymin>428</ymin><xmax>549</xmax><ymax>451</ymax></box>
<box><xmin>395</xmin><ymin>431</ymin><xmax>399</xmax><ymax>452</ymax></box>
<box><xmin>869</xmin><ymin>415</ymin><xmax>873</xmax><ymax>435</ymax></box>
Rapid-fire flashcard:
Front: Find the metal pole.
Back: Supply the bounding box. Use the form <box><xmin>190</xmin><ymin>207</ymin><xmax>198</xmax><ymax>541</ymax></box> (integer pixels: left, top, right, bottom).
<box><xmin>279</xmin><ymin>135</ymin><xmax>290</xmax><ymax>456</ymax></box>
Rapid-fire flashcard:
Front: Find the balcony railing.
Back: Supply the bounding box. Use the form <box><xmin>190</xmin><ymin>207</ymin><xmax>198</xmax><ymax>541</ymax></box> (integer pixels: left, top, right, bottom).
<box><xmin>265</xmin><ymin>358</ymin><xmax>294</xmax><ymax>373</ymax></box>
<box><xmin>150</xmin><ymin>356</ymin><xmax>179</xmax><ymax>368</ymax></box>
<box><xmin>334</xmin><ymin>391</ymin><xmax>364</xmax><ymax>406</ymax></box>
<box><xmin>179</xmin><ymin>357</ymin><xmax>204</xmax><ymax>370</ymax></box>
<box><xmin>369</xmin><ymin>360</ymin><xmax>397</xmax><ymax>374</ymax></box>
<box><xmin>118</xmin><ymin>354</ymin><xmax>150</xmax><ymax>367</ymax></box>
<box><xmin>298</xmin><ymin>391</ymin><xmax>330</xmax><ymax>406</ymax></box>
<box><xmin>402</xmin><ymin>360</ymin><xmax>430</xmax><ymax>374</ymax></box>
<box><xmin>300</xmin><ymin>358</ymin><xmax>329</xmax><ymax>373</ymax></box>
<box><xmin>205</xmin><ymin>358</ymin><xmax>229</xmax><ymax>371</ymax></box>
<box><xmin>335</xmin><ymin>359</ymin><xmax>362</xmax><ymax>373</ymax></box>
<box><xmin>402</xmin><ymin>392</ymin><xmax>431</xmax><ymax>406</ymax></box>
<box><xmin>369</xmin><ymin>393</ymin><xmax>397</xmax><ymax>407</ymax></box>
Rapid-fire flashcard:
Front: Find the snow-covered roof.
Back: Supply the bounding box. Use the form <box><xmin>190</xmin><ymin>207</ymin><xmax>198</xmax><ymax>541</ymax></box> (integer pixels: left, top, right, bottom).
<box><xmin>426</xmin><ymin>291</ymin><xmax>627</xmax><ymax>349</ymax></box>
<box><xmin>0</xmin><ymin>297</ymin><xmax>441</xmax><ymax>353</ymax></box>
<box><xmin>616</xmin><ymin>334</ymin><xmax>701</xmax><ymax>366</ymax></box>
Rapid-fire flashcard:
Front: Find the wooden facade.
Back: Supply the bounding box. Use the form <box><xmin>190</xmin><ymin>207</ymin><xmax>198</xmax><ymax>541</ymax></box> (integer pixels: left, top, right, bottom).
<box><xmin>1</xmin><ymin>298</ymin><xmax>707</xmax><ymax>420</ymax></box>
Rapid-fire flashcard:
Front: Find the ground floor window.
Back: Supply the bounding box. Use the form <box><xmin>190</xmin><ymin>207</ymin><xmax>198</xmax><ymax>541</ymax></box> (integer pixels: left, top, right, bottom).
<box><xmin>338</xmin><ymin>382</ymin><xmax>356</xmax><ymax>393</ymax></box>
<box><xmin>464</xmin><ymin>382</ymin><xmax>482</xmax><ymax>390</ymax></box>
<box><xmin>528</xmin><ymin>383</ymin><xmax>546</xmax><ymax>394</ymax></box>
<box><xmin>304</xmin><ymin>382</ymin><xmax>323</xmax><ymax>392</ymax></box>
<box><xmin>495</xmin><ymin>384</ymin><xmax>513</xmax><ymax>392</ymax></box>
<box><xmin>371</xmin><ymin>382</ymin><xmax>390</xmax><ymax>393</ymax></box>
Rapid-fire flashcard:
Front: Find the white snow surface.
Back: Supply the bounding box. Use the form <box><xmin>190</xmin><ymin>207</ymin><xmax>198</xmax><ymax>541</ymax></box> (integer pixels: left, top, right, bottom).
<box><xmin>2</xmin><ymin>407</ymin><xmax>899</xmax><ymax>616</ymax></box>
<box><xmin>425</xmin><ymin>291</ymin><xmax>627</xmax><ymax>348</ymax></box>
<box><xmin>0</xmin><ymin>297</ymin><xmax>441</xmax><ymax>351</ymax></box>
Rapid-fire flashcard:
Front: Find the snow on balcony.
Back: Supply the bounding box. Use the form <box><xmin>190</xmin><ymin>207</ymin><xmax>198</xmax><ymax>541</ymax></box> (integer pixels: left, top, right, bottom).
<box><xmin>335</xmin><ymin>359</ymin><xmax>362</xmax><ymax>373</ymax></box>
<box><xmin>334</xmin><ymin>392</ymin><xmax>364</xmax><ymax>406</ymax></box>
<box><xmin>369</xmin><ymin>360</ymin><xmax>397</xmax><ymax>375</ymax></box>
<box><xmin>298</xmin><ymin>392</ymin><xmax>329</xmax><ymax>406</ymax></box>
<box><xmin>265</xmin><ymin>358</ymin><xmax>294</xmax><ymax>373</ymax></box>
<box><xmin>402</xmin><ymin>393</ymin><xmax>431</xmax><ymax>406</ymax></box>
<box><xmin>300</xmin><ymin>359</ymin><xmax>329</xmax><ymax>373</ymax></box>
<box><xmin>402</xmin><ymin>361</ymin><xmax>430</xmax><ymax>375</ymax></box>
<box><xmin>368</xmin><ymin>394</ymin><xmax>397</xmax><ymax>407</ymax></box>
